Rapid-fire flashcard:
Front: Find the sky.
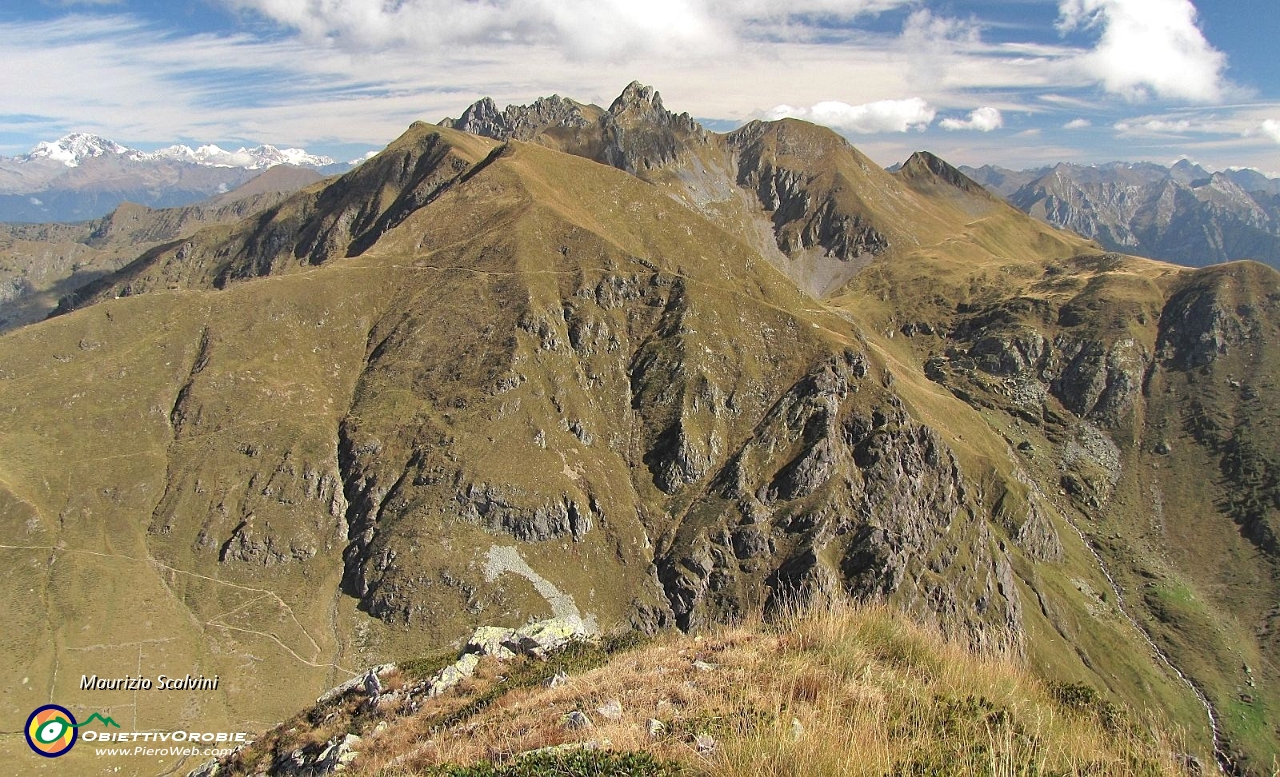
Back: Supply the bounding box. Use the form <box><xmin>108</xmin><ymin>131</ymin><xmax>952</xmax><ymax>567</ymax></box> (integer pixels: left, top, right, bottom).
<box><xmin>1</xmin><ymin>0</ymin><xmax>1279</xmax><ymax>173</ymax></box>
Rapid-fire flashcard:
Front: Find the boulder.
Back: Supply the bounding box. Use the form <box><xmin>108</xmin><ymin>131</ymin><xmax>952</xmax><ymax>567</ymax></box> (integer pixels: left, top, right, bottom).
<box><xmin>465</xmin><ymin>625</ymin><xmax>518</xmax><ymax>659</ymax></box>
<box><xmin>186</xmin><ymin>760</ymin><xmax>220</xmax><ymax>777</ymax></box>
<box><xmin>502</xmin><ymin>615</ymin><xmax>589</xmax><ymax>658</ymax></box>
<box><xmin>314</xmin><ymin>733</ymin><xmax>361</xmax><ymax>774</ymax></box>
<box><xmin>546</xmin><ymin>670</ymin><xmax>570</xmax><ymax>688</ymax></box>
<box><xmin>427</xmin><ymin>653</ymin><xmax>480</xmax><ymax>697</ymax></box>
<box><xmin>316</xmin><ymin>664</ymin><xmax>395</xmax><ymax>706</ymax></box>
<box><xmin>597</xmin><ymin>699</ymin><xmax>623</xmax><ymax>720</ymax></box>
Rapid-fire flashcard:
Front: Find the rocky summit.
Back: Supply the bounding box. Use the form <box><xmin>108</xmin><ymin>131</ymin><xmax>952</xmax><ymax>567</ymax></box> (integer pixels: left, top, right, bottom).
<box><xmin>1</xmin><ymin>83</ymin><xmax>1277</xmax><ymax>774</ymax></box>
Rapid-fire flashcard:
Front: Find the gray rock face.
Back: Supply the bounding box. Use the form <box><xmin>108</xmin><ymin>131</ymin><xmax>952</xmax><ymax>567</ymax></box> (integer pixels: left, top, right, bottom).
<box><xmin>465</xmin><ymin>625</ymin><xmax>518</xmax><ymax>660</ymax></box>
<box><xmin>986</xmin><ymin>161</ymin><xmax>1280</xmax><ymax>270</ymax></box>
<box><xmin>441</xmin><ymin>81</ymin><xmax>705</xmax><ymax>176</ymax></box>
<box><xmin>186</xmin><ymin>759</ymin><xmax>221</xmax><ymax>777</ymax></box>
<box><xmin>501</xmin><ymin>615</ymin><xmax>590</xmax><ymax>658</ymax></box>
<box><xmin>655</xmin><ymin>352</ymin><xmax>1025</xmax><ymax>648</ymax></box>
<box><xmin>455</xmin><ymin>482</ymin><xmax>594</xmax><ymax>542</ymax></box>
<box><xmin>733</xmin><ymin>136</ymin><xmax>889</xmax><ymax>262</ymax></box>
<box><xmin>273</xmin><ymin>733</ymin><xmax>360</xmax><ymax>776</ymax></box>
<box><xmin>597</xmin><ymin>698</ymin><xmax>623</xmax><ymax>720</ymax></box>
<box><xmin>440</xmin><ymin>95</ymin><xmax>595</xmax><ymax>142</ymax></box>
<box><xmin>1049</xmin><ymin>336</ymin><xmax>1147</xmax><ymax>428</ymax></box>
<box><xmin>1157</xmin><ymin>274</ymin><xmax>1265</xmax><ymax>370</ymax></box>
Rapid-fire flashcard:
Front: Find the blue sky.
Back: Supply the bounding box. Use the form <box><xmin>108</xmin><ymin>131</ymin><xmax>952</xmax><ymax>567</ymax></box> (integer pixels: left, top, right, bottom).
<box><xmin>1</xmin><ymin>0</ymin><xmax>1278</xmax><ymax>173</ymax></box>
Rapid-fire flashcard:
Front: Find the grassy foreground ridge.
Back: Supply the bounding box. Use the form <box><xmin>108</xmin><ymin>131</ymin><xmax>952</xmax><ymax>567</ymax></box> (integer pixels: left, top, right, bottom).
<box><xmin>225</xmin><ymin>602</ymin><xmax>1195</xmax><ymax>777</ymax></box>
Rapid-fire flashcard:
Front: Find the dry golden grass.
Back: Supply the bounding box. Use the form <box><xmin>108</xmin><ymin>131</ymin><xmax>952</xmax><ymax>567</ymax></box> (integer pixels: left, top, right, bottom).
<box><xmin>340</xmin><ymin>601</ymin><xmax>1194</xmax><ymax>777</ymax></box>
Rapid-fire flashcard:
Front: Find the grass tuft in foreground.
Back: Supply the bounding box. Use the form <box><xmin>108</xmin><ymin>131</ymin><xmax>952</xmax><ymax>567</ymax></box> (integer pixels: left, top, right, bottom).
<box><xmin>241</xmin><ymin>601</ymin><xmax>1196</xmax><ymax>776</ymax></box>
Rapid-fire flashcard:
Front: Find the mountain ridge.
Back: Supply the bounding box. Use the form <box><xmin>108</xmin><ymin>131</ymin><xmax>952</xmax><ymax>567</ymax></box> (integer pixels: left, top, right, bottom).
<box><xmin>0</xmin><ymin>133</ymin><xmax>350</xmax><ymax>223</ymax></box>
<box><xmin>13</xmin><ymin>131</ymin><xmax>338</xmax><ymax>170</ymax></box>
<box><xmin>1</xmin><ymin>83</ymin><xmax>1277</xmax><ymax>774</ymax></box>
<box><xmin>962</xmin><ymin>161</ymin><xmax>1280</xmax><ymax>269</ymax></box>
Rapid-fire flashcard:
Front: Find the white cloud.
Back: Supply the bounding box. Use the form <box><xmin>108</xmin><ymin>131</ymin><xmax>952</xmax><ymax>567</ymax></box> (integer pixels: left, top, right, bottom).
<box><xmin>766</xmin><ymin>98</ymin><xmax>936</xmax><ymax>134</ymax></box>
<box><xmin>1063</xmin><ymin>118</ymin><xmax>1091</xmax><ymax>129</ymax></box>
<box><xmin>222</xmin><ymin>0</ymin><xmax>916</xmax><ymax>59</ymax></box>
<box><xmin>4</xmin><ymin>3</ymin><xmax>1277</xmax><ymax>173</ymax></box>
<box><xmin>1114</xmin><ymin>118</ymin><xmax>1201</xmax><ymax>134</ymax></box>
<box><xmin>1262</xmin><ymin>120</ymin><xmax>1280</xmax><ymax>145</ymax></box>
<box><xmin>1057</xmin><ymin>0</ymin><xmax>1228</xmax><ymax>102</ymax></box>
<box><xmin>940</xmin><ymin>106</ymin><xmax>1003</xmax><ymax>132</ymax></box>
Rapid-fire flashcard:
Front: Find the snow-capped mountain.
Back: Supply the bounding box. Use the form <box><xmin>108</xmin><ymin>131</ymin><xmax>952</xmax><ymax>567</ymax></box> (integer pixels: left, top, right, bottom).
<box><xmin>142</xmin><ymin>143</ymin><xmax>336</xmax><ymax>170</ymax></box>
<box><xmin>13</xmin><ymin>133</ymin><xmax>336</xmax><ymax>170</ymax></box>
<box><xmin>19</xmin><ymin>133</ymin><xmax>131</xmax><ymax>167</ymax></box>
<box><xmin>0</xmin><ymin>133</ymin><xmax>347</xmax><ymax>222</ymax></box>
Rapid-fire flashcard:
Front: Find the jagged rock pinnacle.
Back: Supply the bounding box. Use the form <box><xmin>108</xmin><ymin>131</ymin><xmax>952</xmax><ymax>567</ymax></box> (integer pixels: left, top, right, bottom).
<box><xmin>609</xmin><ymin>81</ymin><xmax>664</xmax><ymax>117</ymax></box>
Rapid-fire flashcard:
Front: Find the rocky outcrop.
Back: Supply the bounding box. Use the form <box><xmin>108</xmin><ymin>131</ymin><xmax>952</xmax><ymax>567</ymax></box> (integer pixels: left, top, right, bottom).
<box><xmin>734</xmin><ymin>143</ymin><xmax>888</xmax><ymax>262</ymax></box>
<box><xmin>930</xmin><ymin>291</ymin><xmax>1150</xmax><ymax>433</ymax></box>
<box><xmin>192</xmin><ymin>730</ymin><xmax>362</xmax><ymax>777</ymax></box>
<box><xmin>1049</xmin><ymin>336</ymin><xmax>1147</xmax><ymax>428</ymax></box>
<box><xmin>441</xmin><ymin>81</ymin><xmax>705</xmax><ymax>176</ymax></box>
<box><xmin>1157</xmin><ymin>270</ymin><xmax>1267</xmax><ymax>370</ymax></box>
<box><xmin>656</xmin><ymin>352</ymin><xmax>1024</xmax><ymax>648</ymax></box>
<box><xmin>440</xmin><ymin>95</ymin><xmax>595</xmax><ymax>142</ymax></box>
<box><xmin>454</xmin><ymin>482</ymin><xmax>594</xmax><ymax>542</ymax></box>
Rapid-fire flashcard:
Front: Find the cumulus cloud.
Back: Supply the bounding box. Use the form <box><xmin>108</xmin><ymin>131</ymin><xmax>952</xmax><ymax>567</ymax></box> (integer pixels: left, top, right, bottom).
<box><xmin>1063</xmin><ymin>118</ymin><xmax>1091</xmax><ymax>129</ymax></box>
<box><xmin>222</xmin><ymin>0</ymin><xmax>915</xmax><ymax>58</ymax></box>
<box><xmin>1262</xmin><ymin>120</ymin><xmax>1280</xmax><ymax>145</ymax></box>
<box><xmin>939</xmin><ymin>106</ymin><xmax>1002</xmax><ymax>132</ymax></box>
<box><xmin>1057</xmin><ymin>0</ymin><xmax>1228</xmax><ymax>102</ymax></box>
<box><xmin>765</xmin><ymin>98</ymin><xmax>936</xmax><ymax>134</ymax></box>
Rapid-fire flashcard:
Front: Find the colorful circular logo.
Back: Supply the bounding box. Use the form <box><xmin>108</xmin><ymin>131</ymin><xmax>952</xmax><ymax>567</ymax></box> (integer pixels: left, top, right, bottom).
<box><xmin>25</xmin><ymin>705</ymin><xmax>78</xmax><ymax>758</ymax></box>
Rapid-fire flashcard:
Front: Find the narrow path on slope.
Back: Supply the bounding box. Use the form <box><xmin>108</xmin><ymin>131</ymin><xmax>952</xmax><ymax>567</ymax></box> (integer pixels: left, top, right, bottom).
<box><xmin>0</xmin><ymin>543</ymin><xmax>355</xmax><ymax>677</ymax></box>
<box><xmin>1052</xmin><ymin>499</ymin><xmax>1232</xmax><ymax>774</ymax></box>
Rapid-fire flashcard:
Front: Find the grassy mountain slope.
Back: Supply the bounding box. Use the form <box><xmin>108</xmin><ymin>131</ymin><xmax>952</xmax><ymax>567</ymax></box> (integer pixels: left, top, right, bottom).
<box><xmin>0</xmin><ymin>85</ymin><xmax>1276</xmax><ymax>774</ymax></box>
<box><xmin>218</xmin><ymin>604</ymin><xmax>1193</xmax><ymax>777</ymax></box>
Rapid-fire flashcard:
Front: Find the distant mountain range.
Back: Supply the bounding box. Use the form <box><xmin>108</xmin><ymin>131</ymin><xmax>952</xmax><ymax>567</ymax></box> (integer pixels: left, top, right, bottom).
<box><xmin>959</xmin><ymin>160</ymin><xmax>1280</xmax><ymax>269</ymax></box>
<box><xmin>0</xmin><ymin>164</ymin><xmax>325</xmax><ymax>333</ymax></box>
<box><xmin>0</xmin><ymin>133</ymin><xmax>351</xmax><ymax>222</ymax></box>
